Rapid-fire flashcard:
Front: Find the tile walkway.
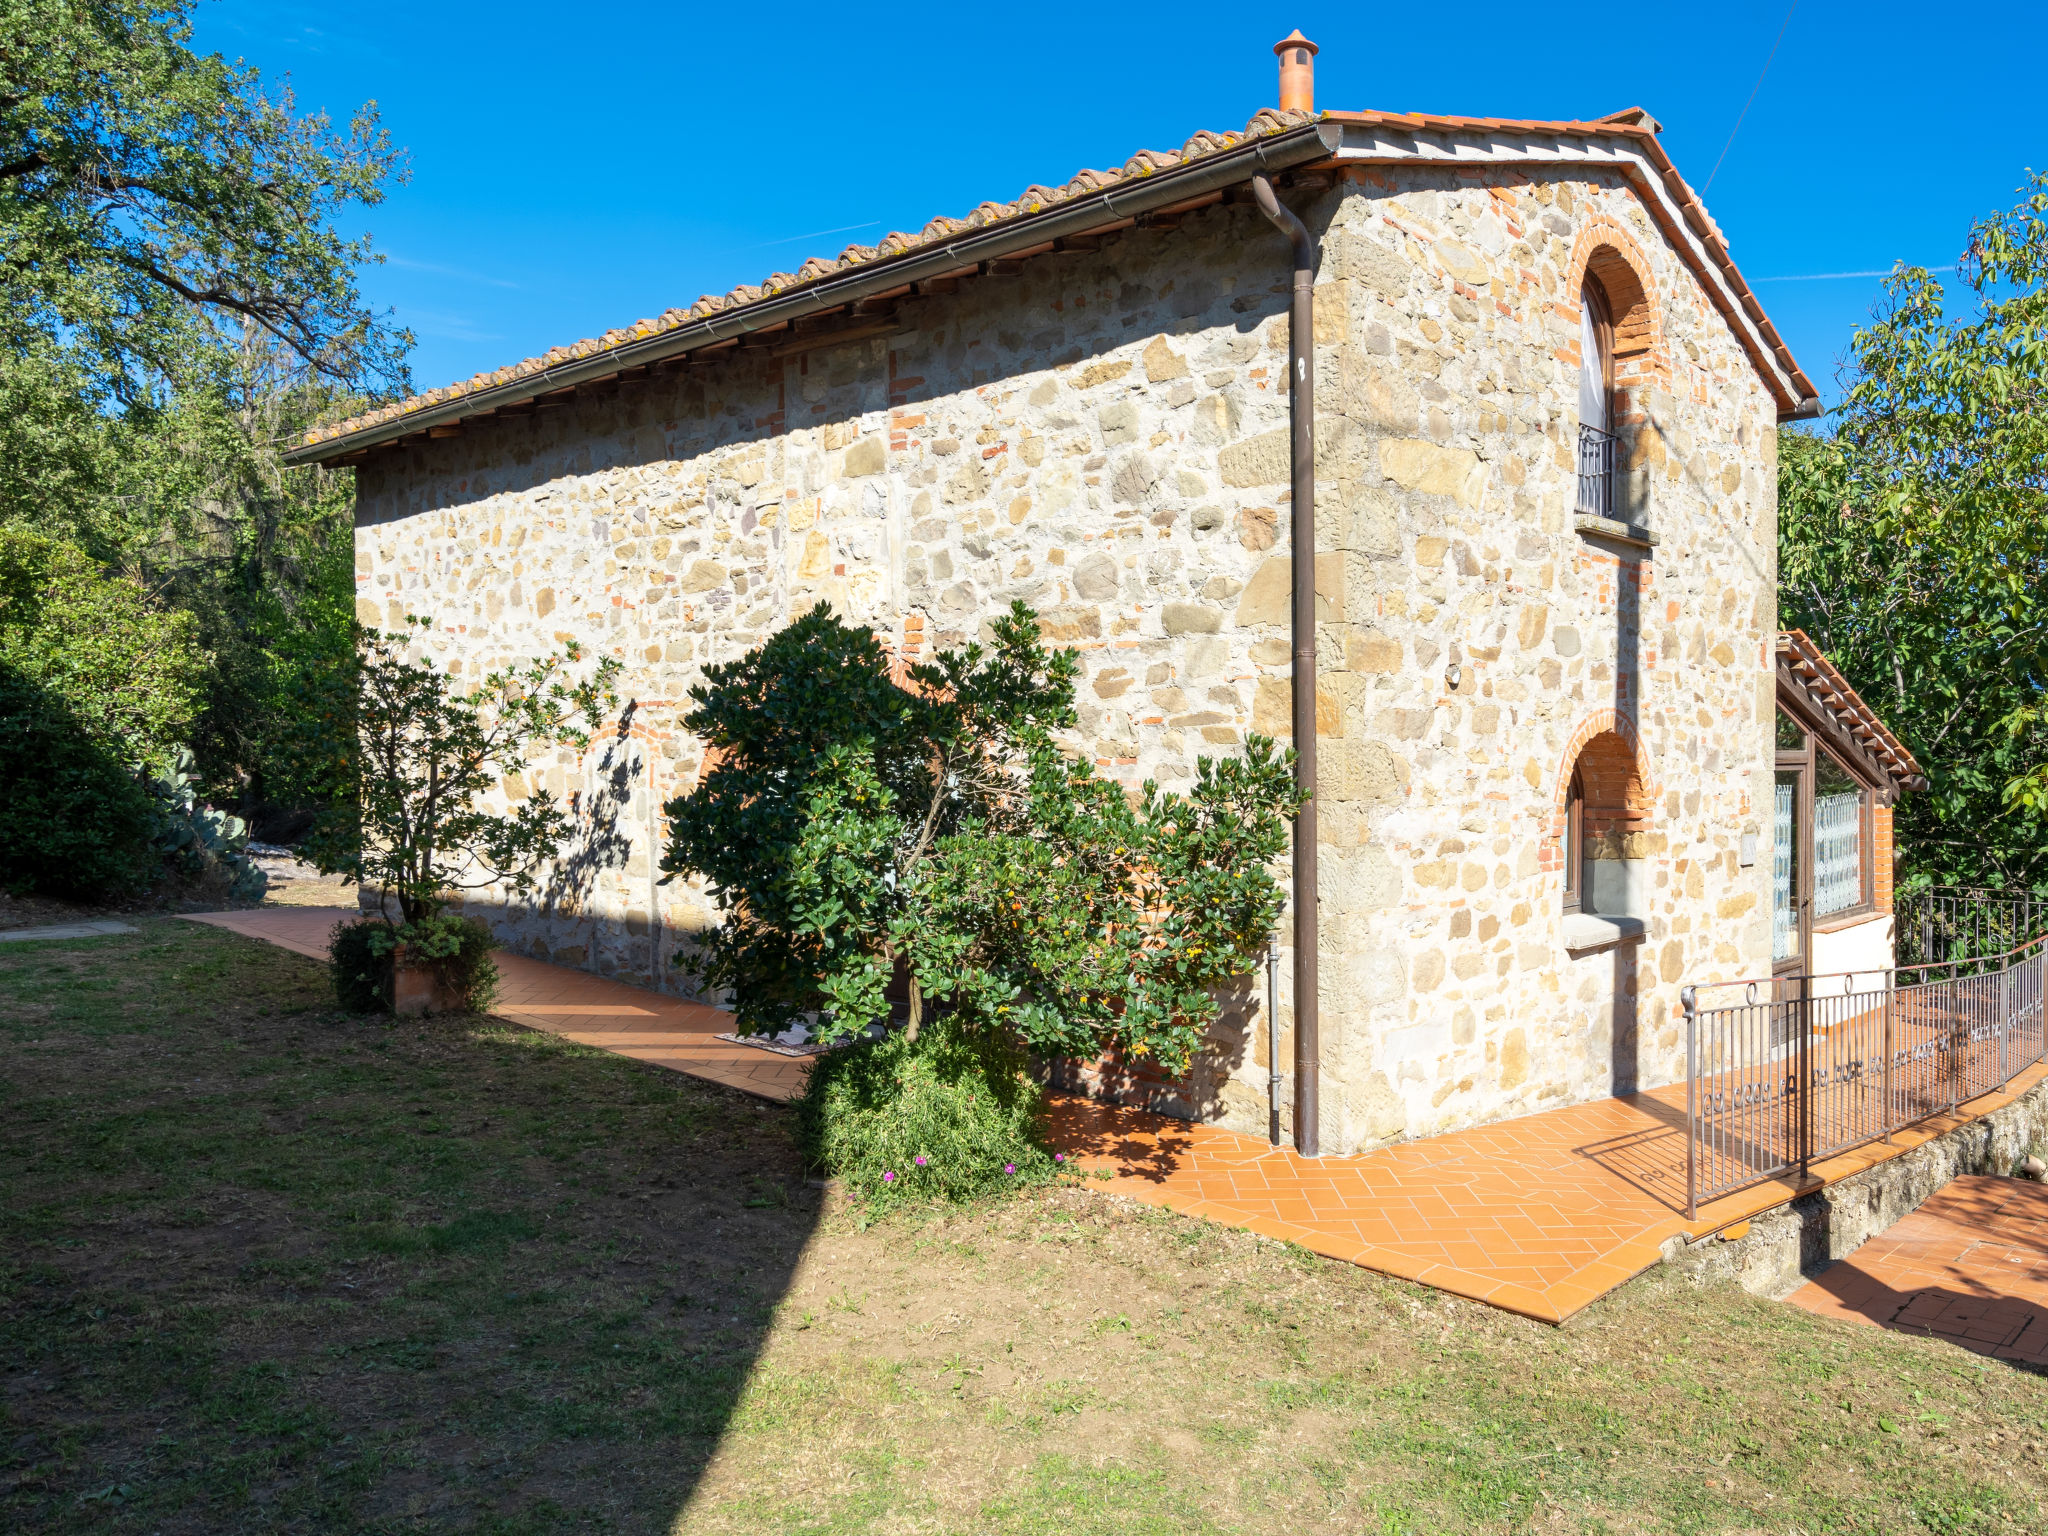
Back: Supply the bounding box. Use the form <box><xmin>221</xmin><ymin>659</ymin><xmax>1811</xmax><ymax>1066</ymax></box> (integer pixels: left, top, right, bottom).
<box><xmin>1785</xmin><ymin>1175</ymin><xmax>2048</xmax><ymax>1366</ymax></box>
<box><xmin>178</xmin><ymin>904</ymin><xmax>2048</xmax><ymax>1323</ymax></box>
<box><xmin>1052</xmin><ymin>1064</ymin><xmax>2048</xmax><ymax>1322</ymax></box>
<box><xmin>181</xmin><ymin>907</ymin><xmax>806</xmax><ymax>1101</ymax></box>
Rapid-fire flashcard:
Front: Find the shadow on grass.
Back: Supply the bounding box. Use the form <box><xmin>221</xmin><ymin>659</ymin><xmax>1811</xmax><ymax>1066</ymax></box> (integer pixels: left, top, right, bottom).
<box><xmin>0</xmin><ymin>916</ymin><xmax>822</xmax><ymax>1533</ymax></box>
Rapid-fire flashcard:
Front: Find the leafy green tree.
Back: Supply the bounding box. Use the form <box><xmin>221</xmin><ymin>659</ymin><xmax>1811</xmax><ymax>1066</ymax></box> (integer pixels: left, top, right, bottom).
<box><xmin>0</xmin><ymin>0</ymin><xmax>410</xmax><ymax>403</ymax></box>
<box><xmin>0</xmin><ymin>526</ymin><xmax>210</xmax><ymax>897</ymax></box>
<box><xmin>1779</xmin><ymin>174</ymin><xmax>2048</xmax><ymax>891</ymax></box>
<box><xmin>0</xmin><ymin>336</ymin><xmax>116</xmax><ymax>537</ymax></box>
<box><xmin>662</xmin><ymin>602</ymin><xmax>1301</xmax><ymax>1079</ymax></box>
<box><xmin>111</xmin><ymin>330</ymin><xmax>363</xmax><ymax>812</ymax></box>
<box><xmin>0</xmin><ymin>526</ymin><xmax>206</xmax><ymax>770</ymax></box>
<box><xmin>295</xmin><ymin>620</ymin><xmax>621</xmax><ymax>927</ymax></box>
<box><xmin>0</xmin><ymin>3</ymin><xmax>411</xmax><ymax>825</ymax></box>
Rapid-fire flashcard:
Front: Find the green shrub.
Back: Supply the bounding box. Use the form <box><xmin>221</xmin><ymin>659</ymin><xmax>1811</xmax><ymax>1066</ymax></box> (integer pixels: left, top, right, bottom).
<box><xmin>0</xmin><ymin>530</ymin><xmax>212</xmax><ymax>899</ymax></box>
<box><xmin>0</xmin><ymin>663</ymin><xmax>154</xmax><ymax>899</ymax></box>
<box><xmin>796</xmin><ymin>1015</ymin><xmax>1060</xmax><ymax>1206</ymax></box>
<box><xmin>400</xmin><ymin>913</ymin><xmax>500</xmax><ymax>1013</ymax></box>
<box><xmin>329</xmin><ymin>917</ymin><xmax>388</xmax><ymax>1013</ymax></box>
<box><xmin>0</xmin><ymin>527</ymin><xmax>206</xmax><ymax>773</ymax></box>
<box><xmin>328</xmin><ymin>913</ymin><xmax>500</xmax><ymax>1015</ymax></box>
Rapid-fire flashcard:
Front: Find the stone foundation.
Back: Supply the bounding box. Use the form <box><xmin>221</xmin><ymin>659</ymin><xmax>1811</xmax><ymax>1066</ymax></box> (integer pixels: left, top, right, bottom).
<box><xmin>1664</xmin><ymin>1076</ymin><xmax>2048</xmax><ymax>1301</ymax></box>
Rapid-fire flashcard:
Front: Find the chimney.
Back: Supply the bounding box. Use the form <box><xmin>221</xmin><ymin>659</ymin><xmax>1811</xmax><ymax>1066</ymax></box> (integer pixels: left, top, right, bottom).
<box><xmin>1274</xmin><ymin>30</ymin><xmax>1318</xmax><ymax>114</ymax></box>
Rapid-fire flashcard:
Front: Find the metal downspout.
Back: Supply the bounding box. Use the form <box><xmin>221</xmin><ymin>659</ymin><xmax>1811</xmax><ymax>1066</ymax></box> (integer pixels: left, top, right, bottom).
<box><xmin>1251</xmin><ymin>173</ymin><xmax>1319</xmax><ymax>1158</ymax></box>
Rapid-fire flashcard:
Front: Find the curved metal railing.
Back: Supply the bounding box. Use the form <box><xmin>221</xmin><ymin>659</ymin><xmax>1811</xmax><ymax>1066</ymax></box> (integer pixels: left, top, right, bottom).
<box><xmin>1897</xmin><ymin>885</ymin><xmax>2045</xmax><ymax>970</ymax></box>
<box><xmin>1681</xmin><ymin>925</ymin><xmax>2048</xmax><ymax>1218</ymax></box>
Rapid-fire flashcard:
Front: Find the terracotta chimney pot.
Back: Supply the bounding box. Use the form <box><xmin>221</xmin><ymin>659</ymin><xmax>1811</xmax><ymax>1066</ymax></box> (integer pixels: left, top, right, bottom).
<box><xmin>1274</xmin><ymin>30</ymin><xmax>1319</xmax><ymax>114</ymax></box>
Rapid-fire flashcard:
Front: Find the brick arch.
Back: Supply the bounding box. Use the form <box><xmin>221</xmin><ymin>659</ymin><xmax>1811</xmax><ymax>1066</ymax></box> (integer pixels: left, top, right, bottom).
<box><xmin>1565</xmin><ymin>215</ymin><xmax>1661</xmax><ymax>366</ymax></box>
<box><xmin>1540</xmin><ymin>710</ymin><xmax>1655</xmax><ymax>872</ymax></box>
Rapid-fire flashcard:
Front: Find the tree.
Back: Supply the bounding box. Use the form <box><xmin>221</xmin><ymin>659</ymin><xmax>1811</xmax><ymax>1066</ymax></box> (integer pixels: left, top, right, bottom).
<box><xmin>0</xmin><ymin>0</ymin><xmax>410</xmax><ymax>404</ymax></box>
<box><xmin>0</xmin><ymin>525</ymin><xmax>206</xmax><ymax>771</ymax></box>
<box><xmin>661</xmin><ymin>602</ymin><xmax>1301</xmax><ymax>1080</ymax></box>
<box><xmin>0</xmin><ymin>3</ymin><xmax>411</xmax><ymax>826</ymax></box>
<box><xmin>1779</xmin><ymin>173</ymin><xmax>2048</xmax><ymax>891</ymax></box>
<box><xmin>295</xmin><ymin>620</ymin><xmax>621</xmax><ymax>927</ymax></box>
<box><xmin>111</xmin><ymin>329</ymin><xmax>363</xmax><ymax>815</ymax></box>
<box><xmin>0</xmin><ymin>526</ymin><xmax>210</xmax><ymax>897</ymax></box>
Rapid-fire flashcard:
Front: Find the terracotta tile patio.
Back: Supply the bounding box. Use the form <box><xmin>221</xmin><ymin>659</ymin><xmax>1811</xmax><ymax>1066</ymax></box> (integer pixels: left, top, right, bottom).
<box><xmin>1785</xmin><ymin>1175</ymin><xmax>2048</xmax><ymax>1366</ymax></box>
<box><xmin>1052</xmin><ymin>1065</ymin><xmax>2048</xmax><ymax>1323</ymax></box>
<box><xmin>182</xmin><ymin>905</ymin><xmax>2048</xmax><ymax>1323</ymax></box>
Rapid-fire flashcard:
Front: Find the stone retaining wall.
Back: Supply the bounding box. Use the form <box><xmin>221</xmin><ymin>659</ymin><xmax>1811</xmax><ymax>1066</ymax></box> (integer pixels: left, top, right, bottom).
<box><xmin>1666</xmin><ymin>1079</ymin><xmax>2048</xmax><ymax>1301</ymax></box>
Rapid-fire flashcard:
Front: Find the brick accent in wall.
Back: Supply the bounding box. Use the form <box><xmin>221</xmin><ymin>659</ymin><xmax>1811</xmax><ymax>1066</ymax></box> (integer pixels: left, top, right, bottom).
<box><xmin>1542</xmin><ymin>711</ymin><xmax>1657</xmax><ymax>872</ymax></box>
<box><xmin>1875</xmin><ymin>801</ymin><xmax>1895</xmax><ymax>915</ymax></box>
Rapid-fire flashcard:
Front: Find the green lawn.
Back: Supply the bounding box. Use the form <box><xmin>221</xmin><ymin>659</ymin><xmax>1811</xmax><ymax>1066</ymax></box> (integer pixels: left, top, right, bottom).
<box><xmin>2</xmin><ymin>918</ymin><xmax>2044</xmax><ymax>1534</ymax></box>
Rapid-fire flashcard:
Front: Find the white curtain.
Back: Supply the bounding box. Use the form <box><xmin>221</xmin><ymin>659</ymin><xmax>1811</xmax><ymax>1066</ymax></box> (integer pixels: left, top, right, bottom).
<box><xmin>1579</xmin><ymin>300</ymin><xmax>1607</xmax><ymax>434</ymax></box>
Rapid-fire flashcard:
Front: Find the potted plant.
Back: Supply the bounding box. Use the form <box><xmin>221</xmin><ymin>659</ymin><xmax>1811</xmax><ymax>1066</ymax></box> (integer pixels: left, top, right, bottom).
<box><xmin>295</xmin><ymin>617</ymin><xmax>619</xmax><ymax>1015</ymax></box>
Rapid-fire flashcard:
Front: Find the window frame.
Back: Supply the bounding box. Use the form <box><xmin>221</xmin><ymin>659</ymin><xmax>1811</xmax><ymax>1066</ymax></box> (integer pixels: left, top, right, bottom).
<box><xmin>1581</xmin><ymin>280</ymin><xmax>1614</xmax><ymax>428</ymax></box>
<box><xmin>1561</xmin><ymin>765</ymin><xmax>1585</xmax><ymax>916</ymax></box>
<box><xmin>1811</xmin><ymin>742</ymin><xmax>1875</xmax><ymax>924</ymax></box>
<box><xmin>1773</xmin><ymin>703</ymin><xmax>1878</xmax><ymax>930</ymax></box>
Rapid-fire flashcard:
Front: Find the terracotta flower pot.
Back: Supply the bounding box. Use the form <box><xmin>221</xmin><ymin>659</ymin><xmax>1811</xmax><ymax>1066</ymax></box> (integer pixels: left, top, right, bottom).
<box><xmin>390</xmin><ymin>951</ymin><xmax>461</xmax><ymax>1016</ymax></box>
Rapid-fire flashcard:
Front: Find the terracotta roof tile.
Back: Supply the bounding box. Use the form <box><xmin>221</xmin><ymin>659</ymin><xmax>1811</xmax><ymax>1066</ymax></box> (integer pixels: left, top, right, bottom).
<box><xmin>300</xmin><ymin>101</ymin><xmax>1813</xmax><ymax>451</ymax></box>
<box><xmin>1779</xmin><ymin>629</ymin><xmax>1925</xmax><ymax>790</ymax></box>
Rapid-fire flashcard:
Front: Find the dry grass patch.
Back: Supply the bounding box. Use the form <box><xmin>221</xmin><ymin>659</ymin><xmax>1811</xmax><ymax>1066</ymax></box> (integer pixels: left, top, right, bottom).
<box><xmin>2</xmin><ymin>919</ymin><xmax>2045</xmax><ymax>1534</ymax></box>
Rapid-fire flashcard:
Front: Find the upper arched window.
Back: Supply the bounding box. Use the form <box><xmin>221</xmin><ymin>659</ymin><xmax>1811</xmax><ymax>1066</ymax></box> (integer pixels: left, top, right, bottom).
<box><xmin>1576</xmin><ymin>278</ymin><xmax>1617</xmax><ymax>516</ymax></box>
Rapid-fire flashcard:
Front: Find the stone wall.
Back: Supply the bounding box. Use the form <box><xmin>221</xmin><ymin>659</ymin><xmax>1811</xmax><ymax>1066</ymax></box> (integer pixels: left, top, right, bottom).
<box><xmin>353</xmin><ymin>160</ymin><xmax>1783</xmax><ymax>1153</ymax></box>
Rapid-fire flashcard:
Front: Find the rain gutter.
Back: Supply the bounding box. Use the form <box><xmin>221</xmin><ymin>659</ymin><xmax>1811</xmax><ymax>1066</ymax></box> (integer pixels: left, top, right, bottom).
<box><xmin>1250</xmin><ymin>172</ymin><xmax>1321</xmax><ymax>1159</ymax></box>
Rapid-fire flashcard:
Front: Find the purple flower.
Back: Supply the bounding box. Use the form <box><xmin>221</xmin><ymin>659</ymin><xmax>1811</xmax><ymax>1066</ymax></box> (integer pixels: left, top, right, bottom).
<box><xmin>914</xmin><ymin>1155</ymin><xmax>928</xmax><ymax>1166</ymax></box>
<box><xmin>1004</xmin><ymin>1163</ymin><xmax>1016</xmax><ymax>1174</ymax></box>
<box><xmin>1055</xmin><ymin>1153</ymin><xmax>1065</xmax><ymax>1164</ymax></box>
<box><xmin>882</xmin><ymin>1170</ymin><xmax>896</xmax><ymax>1183</ymax></box>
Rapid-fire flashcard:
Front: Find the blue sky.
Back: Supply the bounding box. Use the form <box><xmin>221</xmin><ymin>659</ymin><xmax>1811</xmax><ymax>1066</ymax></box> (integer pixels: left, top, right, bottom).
<box><xmin>200</xmin><ymin>1</ymin><xmax>2046</xmax><ymax>411</ymax></box>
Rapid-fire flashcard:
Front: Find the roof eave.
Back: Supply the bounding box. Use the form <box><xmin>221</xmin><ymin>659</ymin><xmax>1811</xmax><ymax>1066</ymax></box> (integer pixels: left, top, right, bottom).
<box><xmin>1321</xmin><ymin>113</ymin><xmax>1819</xmax><ymax>419</ymax></box>
<box><xmin>1776</xmin><ymin>630</ymin><xmax>1927</xmax><ymax>794</ymax></box>
<box><xmin>286</xmin><ymin>122</ymin><xmax>1344</xmax><ymax>466</ymax></box>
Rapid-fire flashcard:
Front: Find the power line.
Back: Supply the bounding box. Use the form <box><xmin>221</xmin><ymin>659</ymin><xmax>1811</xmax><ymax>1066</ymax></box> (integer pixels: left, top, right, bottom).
<box><xmin>1703</xmin><ymin>3</ymin><xmax>1798</xmax><ymax>194</ymax></box>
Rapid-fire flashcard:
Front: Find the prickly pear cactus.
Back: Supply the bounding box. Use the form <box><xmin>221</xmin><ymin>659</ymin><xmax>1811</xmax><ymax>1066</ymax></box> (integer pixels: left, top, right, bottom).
<box><xmin>147</xmin><ymin>749</ymin><xmax>269</xmax><ymax>902</ymax></box>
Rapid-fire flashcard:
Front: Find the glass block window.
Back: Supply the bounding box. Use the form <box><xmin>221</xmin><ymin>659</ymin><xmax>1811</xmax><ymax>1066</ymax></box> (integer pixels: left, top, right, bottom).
<box><xmin>1773</xmin><ymin>776</ymin><xmax>1797</xmax><ymax>962</ymax></box>
<box><xmin>1813</xmin><ymin>750</ymin><xmax>1867</xmax><ymax>917</ymax></box>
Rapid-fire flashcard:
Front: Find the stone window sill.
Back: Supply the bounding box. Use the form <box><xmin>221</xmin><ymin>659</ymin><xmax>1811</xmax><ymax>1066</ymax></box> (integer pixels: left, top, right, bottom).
<box><xmin>1574</xmin><ymin>513</ymin><xmax>1658</xmax><ymax>551</ymax></box>
<box><xmin>1563</xmin><ymin>912</ymin><xmax>1646</xmax><ymax>957</ymax></box>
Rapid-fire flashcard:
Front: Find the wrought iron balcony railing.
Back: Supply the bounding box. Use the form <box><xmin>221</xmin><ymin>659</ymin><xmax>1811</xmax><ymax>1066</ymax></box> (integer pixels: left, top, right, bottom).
<box><xmin>1575</xmin><ymin>423</ymin><xmax>1618</xmax><ymax>518</ymax></box>
<box><xmin>1898</xmin><ymin>885</ymin><xmax>2045</xmax><ymax>970</ymax></box>
<box><xmin>1681</xmin><ymin>888</ymin><xmax>2048</xmax><ymax>1217</ymax></box>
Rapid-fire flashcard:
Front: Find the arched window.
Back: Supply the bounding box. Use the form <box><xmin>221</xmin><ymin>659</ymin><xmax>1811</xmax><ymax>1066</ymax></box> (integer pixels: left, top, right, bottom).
<box><xmin>1576</xmin><ymin>279</ymin><xmax>1616</xmax><ymax>516</ymax></box>
<box><xmin>1561</xmin><ymin>765</ymin><xmax>1585</xmax><ymax>914</ymax></box>
<box><xmin>1560</xmin><ymin>730</ymin><xmax>1647</xmax><ymax>919</ymax></box>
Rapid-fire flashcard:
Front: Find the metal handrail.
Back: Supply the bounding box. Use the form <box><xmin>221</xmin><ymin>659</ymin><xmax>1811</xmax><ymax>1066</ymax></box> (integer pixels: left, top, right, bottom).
<box><xmin>1898</xmin><ymin>885</ymin><xmax>2045</xmax><ymax>970</ymax></box>
<box><xmin>1689</xmin><ymin>922</ymin><xmax>2048</xmax><ymax>999</ymax></box>
<box><xmin>1682</xmin><ymin>917</ymin><xmax>2048</xmax><ymax>1218</ymax></box>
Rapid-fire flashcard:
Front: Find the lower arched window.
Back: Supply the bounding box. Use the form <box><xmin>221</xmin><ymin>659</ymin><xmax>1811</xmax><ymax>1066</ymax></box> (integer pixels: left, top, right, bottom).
<box><xmin>1561</xmin><ymin>731</ymin><xmax>1647</xmax><ymax>919</ymax></box>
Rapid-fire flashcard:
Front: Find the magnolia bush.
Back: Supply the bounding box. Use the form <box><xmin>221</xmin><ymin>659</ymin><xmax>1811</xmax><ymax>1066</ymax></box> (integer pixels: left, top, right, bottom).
<box><xmin>662</xmin><ymin>601</ymin><xmax>1301</xmax><ymax>1197</ymax></box>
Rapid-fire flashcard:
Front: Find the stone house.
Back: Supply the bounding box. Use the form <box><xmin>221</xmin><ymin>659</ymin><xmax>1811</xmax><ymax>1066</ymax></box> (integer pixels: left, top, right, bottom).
<box><xmin>289</xmin><ymin>38</ymin><xmax>1917</xmax><ymax>1156</ymax></box>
